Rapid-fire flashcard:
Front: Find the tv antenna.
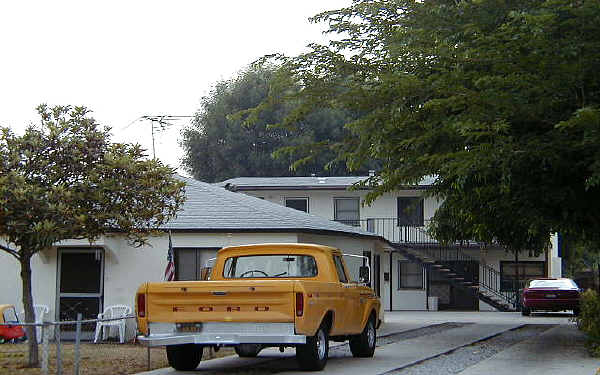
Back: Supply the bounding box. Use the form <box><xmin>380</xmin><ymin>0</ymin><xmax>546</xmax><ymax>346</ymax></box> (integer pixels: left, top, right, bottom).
<box><xmin>125</xmin><ymin>115</ymin><xmax>194</xmax><ymax>159</ymax></box>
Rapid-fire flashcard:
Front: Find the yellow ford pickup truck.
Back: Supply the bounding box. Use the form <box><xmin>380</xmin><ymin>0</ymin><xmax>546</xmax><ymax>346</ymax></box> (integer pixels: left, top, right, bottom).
<box><xmin>136</xmin><ymin>243</ymin><xmax>382</xmax><ymax>371</ymax></box>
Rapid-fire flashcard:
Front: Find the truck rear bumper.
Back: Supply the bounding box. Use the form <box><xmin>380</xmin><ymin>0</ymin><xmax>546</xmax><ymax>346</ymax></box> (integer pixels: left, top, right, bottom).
<box><xmin>138</xmin><ymin>322</ymin><xmax>306</xmax><ymax>347</ymax></box>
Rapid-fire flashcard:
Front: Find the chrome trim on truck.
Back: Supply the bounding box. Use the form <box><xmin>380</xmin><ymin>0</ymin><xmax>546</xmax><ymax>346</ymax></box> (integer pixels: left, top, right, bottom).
<box><xmin>137</xmin><ymin>322</ymin><xmax>306</xmax><ymax>347</ymax></box>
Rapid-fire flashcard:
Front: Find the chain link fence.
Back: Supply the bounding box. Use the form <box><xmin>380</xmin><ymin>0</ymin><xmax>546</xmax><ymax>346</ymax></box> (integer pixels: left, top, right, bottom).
<box><xmin>1</xmin><ymin>314</ymin><xmax>137</xmax><ymax>375</ymax></box>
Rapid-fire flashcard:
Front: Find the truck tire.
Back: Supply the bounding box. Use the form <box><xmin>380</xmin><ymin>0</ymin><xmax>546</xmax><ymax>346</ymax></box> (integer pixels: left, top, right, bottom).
<box><xmin>296</xmin><ymin>325</ymin><xmax>329</xmax><ymax>371</ymax></box>
<box><xmin>235</xmin><ymin>344</ymin><xmax>262</xmax><ymax>357</ymax></box>
<box><xmin>349</xmin><ymin>317</ymin><xmax>376</xmax><ymax>358</ymax></box>
<box><xmin>521</xmin><ymin>307</ymin><xmax>531</xmax><ymax>316</ymax></box>
<box><xmin>166</xmin><ymin>344</ymin><xmax>202</xmax><ymax>371</ymax></box>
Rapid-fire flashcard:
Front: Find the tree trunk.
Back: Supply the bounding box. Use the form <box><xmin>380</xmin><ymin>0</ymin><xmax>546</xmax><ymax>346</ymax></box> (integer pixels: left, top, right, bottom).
<box><xmin>20</xmin><ymin>254</ymin><xmax>39</xmax><ymax>367</ymax></box>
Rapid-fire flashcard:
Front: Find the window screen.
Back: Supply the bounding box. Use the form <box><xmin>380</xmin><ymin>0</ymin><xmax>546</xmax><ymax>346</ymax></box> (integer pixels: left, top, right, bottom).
<box><xmin>398</xmin><ymin>261</ymin><xmax>423</xmax><ymax>289</ymax></box>
<box><xmin>285</xmin><ymin>198</ymin><xmax>309</xmax><ymax>212</ymax></box>
<box><xmin>175</xmin><ymin>248</ymin><xmax>220</xmax><ymax>281</ymax></box>
<box><xmin>334</xmin><ymin>198</ymin><xmax>360</xmax><ymax>226</ymax></box>
<box><xmin>397</xmin><ymin>197</ymin><xmax>424</xmax><ymax>226</ymax></box>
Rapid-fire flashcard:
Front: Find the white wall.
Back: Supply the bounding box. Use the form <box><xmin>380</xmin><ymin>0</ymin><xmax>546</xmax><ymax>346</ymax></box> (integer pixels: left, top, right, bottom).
<box><xmin>242</xmin><ymin>189</ymin><xmax>442</xmax><ymax>223</ymax></box>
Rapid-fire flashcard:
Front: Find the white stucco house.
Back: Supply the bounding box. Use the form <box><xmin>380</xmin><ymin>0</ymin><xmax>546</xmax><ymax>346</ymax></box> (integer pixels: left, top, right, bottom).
<box><xmin>218</xmin><ymin>176</ymin><xmax>562</xmax><ymax>312</ymax></box>
<box><xmin>0</xmin><ymin>174</ymin><xmax>562</xmax><ymax>340</ymax></box>
<box><xmin>0</xmin><ymin>176</ymin><xmax>391</xmax><ymax>340</ymax></box>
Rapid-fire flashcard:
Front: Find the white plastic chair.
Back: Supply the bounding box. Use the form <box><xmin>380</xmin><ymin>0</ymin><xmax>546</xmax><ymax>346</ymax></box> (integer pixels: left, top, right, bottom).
<box><xmin>20</xmin><ymin>305</ymin><xmax>49</xmax><ymax>344</ymax></box>
<box><xmin>94</xmin><ymin>305</ymin><xmax>131</xmax><ymax>344</ymax></box>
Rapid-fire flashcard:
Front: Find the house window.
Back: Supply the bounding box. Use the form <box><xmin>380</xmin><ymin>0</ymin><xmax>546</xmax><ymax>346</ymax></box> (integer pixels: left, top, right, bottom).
<box><xmin>397</xmin><ymin>197</ymin><xmax>424</xmax><ymax>226</ymax></box>
<box><xmin>175</xmin><ymin>247</ymin><xmax>220</xmax><ymax>281</ymax></box>
<box><xmin>500</xmin><ymin>261</ymin><xmax>545</xmax><ymax>291</ymax></box>
<box><xmin>334</xmin><ymin>198</ymin><xmax>360</xmax><ymax>226</ymax></box>
<box><xmin>285</xmin><ymin>197</ymin><xmax>309</xmax><ymax>213</ymax></box>
<box><xmin>398</xmin><ymin>261</ymin><xmax>423</xmax><ymax>289</ymax></box>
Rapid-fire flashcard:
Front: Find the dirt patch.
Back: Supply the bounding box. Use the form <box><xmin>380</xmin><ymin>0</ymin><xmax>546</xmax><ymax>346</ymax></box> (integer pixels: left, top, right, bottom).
<box><xmin>0</xmin><ymin>342</ymin><xmax>233</xmax><ymax>375</ymax></box>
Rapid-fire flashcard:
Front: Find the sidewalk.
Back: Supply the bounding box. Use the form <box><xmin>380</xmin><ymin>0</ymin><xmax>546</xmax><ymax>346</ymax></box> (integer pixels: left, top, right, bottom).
<box><xmin>457</xmin><ymin>324</ymin><xmax>599</xmax><ymax>375</ymax></box>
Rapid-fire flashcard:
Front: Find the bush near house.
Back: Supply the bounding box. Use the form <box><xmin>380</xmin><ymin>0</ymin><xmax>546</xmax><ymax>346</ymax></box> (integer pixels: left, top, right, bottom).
<box><xmin>575</xmin><ymin>289</ymin><xmax>600</xmax><ymax>357</ymax></box>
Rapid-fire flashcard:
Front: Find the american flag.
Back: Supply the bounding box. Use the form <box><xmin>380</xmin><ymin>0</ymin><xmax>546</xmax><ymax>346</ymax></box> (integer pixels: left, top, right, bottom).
<box><xmin>163</xmin><ymin>231</ymin><xmax>175</xmax><ymax>281</ymax></box>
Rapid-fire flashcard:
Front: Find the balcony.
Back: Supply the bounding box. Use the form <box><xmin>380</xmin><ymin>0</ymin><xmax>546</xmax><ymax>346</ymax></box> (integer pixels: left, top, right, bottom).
<box><xmin>335</xmin><ymin>218</ymin><xmax>437</xmax><ymax>244</ymax></box>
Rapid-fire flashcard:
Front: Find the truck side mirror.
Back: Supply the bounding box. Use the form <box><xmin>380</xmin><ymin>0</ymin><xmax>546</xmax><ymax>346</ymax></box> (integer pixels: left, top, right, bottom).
<box><xmin>359</xmin><ymin>266</ymin><xmax>370</xmax><ymax>284</ymax></box>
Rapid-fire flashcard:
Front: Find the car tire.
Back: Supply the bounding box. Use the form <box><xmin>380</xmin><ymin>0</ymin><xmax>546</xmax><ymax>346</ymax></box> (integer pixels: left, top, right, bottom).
<box><xmin>166</xmin><ymin>344</ymin><xmax>202</xmax><ymax>371</ymax></box>
<box><xmin>235</xmin><ymin>344</ymin><xmax>262</xmax><ymax>357</ymax></box>
<box><xmin>297</xmin><ymin>324</ymin><xmax>329</xmax><ymax>371</ymax></box>
<box><xmin>349</xmin><ymin>317</ymin><xmax>376</xmax><ymax>358</ymax></box>
<box><xmin>521</xmin><ymin>307</ymin><xmax>531</xmax><ymax>316</ymax></box>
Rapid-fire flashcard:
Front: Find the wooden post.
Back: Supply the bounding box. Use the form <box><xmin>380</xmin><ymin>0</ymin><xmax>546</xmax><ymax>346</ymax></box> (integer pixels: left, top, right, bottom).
<box><xmin>74</xmin><ymin>313</ymin><xmax>82</xmax><ymax>375</ymax></box>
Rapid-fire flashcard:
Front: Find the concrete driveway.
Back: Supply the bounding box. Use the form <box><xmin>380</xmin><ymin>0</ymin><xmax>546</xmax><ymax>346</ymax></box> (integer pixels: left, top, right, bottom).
<box><xmin>136</xmin><ymin>311</ymin><xmax>598</xmax><ymax>375</ymax></box>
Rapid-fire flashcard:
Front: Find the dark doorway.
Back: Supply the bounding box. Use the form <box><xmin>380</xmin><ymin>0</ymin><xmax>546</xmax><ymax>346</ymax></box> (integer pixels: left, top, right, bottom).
<box><xmin>57</xmin><ymin>248</ymin><xmax>104</xmax><ymax>340</ymax></box>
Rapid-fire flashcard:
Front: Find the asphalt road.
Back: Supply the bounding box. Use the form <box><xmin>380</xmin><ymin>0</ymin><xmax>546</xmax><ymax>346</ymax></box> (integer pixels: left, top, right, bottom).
<box><xmin>136</xmin><ymin>311</ymin><xmax>598</xmax><ymax>375</ymax></box>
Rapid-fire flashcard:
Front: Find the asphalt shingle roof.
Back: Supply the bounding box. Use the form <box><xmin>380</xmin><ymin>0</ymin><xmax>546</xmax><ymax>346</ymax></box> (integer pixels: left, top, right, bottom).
<box><xmin>217</xmin><ymin>176</ymin><xmax>435</xmax><ymax>191</ymax></box>
<box><xmin>163</xmin><ymin>176</ymin><xmax>381</xmax><ymax>240</ymax></box>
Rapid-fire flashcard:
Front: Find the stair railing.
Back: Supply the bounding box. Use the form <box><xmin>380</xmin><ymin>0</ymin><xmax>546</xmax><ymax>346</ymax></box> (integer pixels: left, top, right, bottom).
<box><xmin>335</xmin><ymin>217</ymin><xmax>521</xmax><ymax>309</ymax></box>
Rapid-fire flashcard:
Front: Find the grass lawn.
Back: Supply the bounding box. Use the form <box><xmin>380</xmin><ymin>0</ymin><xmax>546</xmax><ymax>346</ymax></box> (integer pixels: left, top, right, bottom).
<box><xmin>0</xmin><ymin>342</ymin><xmax>233</xmax><ymax>375</ymax></box>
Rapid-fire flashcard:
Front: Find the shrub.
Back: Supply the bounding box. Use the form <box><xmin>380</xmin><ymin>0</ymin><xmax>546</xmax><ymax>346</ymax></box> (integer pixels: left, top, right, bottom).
<box><xmin>575</xmin><ymin>289</ymin><xmax>600</xmax><ymax>357</ymax></box>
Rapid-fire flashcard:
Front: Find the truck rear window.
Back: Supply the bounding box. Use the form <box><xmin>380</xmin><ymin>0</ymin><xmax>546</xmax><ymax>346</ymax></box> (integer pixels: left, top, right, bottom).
<box><xmin>223</xmin><ymin>255</ymin><xmax>318</xmax><ymax>278</ymax></box>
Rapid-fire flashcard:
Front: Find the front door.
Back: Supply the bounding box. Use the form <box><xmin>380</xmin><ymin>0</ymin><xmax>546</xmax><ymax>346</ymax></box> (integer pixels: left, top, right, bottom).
<box><xmin>57</xmin><ymin>248</ymin><xmax>104</xmax><ymax>340</ymax></box>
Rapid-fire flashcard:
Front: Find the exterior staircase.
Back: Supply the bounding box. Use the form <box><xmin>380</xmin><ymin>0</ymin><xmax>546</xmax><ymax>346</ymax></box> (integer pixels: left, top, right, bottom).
<box><xmin>392</xmin><ymin>243</ymin><xmax>519</xmax><ymax>312</ymax></box>
<box><xmin>338</xmin><ymin>218</ymin><xmax>521</xmax><ymax>311</ymax></box>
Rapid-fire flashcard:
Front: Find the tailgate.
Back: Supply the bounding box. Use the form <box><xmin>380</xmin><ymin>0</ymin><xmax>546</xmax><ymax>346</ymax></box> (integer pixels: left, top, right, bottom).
<box><xmin>146</xmin><ymin>280</ymin><xmax>296</xmax><ymax>323</ymax></box>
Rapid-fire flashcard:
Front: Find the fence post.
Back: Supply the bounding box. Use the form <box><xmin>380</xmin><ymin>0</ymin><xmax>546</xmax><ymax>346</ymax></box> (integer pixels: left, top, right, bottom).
<box><xmin>41</xmin><ymin>323</ymin><xmax>49</xmax><ymax>375</ymax></box>
<box><xmin>56</xmin><ymin>322</ymin><xmax>62</xmax><ymax>375</ymax></box>
<box><xmin>74</xmin><ymin>313</ymin><xmax>82</xmax><ymax>375</ymax></box>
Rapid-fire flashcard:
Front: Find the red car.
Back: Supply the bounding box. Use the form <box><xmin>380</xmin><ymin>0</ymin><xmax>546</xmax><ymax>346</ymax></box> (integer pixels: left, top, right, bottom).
<box><xmin>521</xmin><ymin>278</ymin><xmax>581</xmax><ymax>316</ymax></box>
<box><xmin>0</xmin><ymin>305</ymin><xmax>26</xmax><ymax>342</ymax></box>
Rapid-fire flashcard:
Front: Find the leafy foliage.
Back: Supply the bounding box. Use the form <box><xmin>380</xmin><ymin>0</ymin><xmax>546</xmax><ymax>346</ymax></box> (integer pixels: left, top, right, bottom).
<box><xmin>180</xmin><ymin>64</ymin><xmax>374</xmax><ymax>182</ymax></box>
<box><xmin>575</xmin><ymin>289</ymin><xmax>600</xmax><ymax>357</ymax></box>
<box><xmin>562</xmin><ymin>235</ymin><xmax>600</xmax><ymax>280</ymax></box>
<box><xmin>0</xmin><ymin>105</ymin><xmax>185</xmax><ymax>366</ymax></box>
<box><xmin>1</xmin><ymin>105</ymin><xmax>185</xmax><ymax>254</ymax></box>
<box><xmin>249</xmin><ymin>0</ymin><xmax>600</xmax><ymax>253</ymax></box>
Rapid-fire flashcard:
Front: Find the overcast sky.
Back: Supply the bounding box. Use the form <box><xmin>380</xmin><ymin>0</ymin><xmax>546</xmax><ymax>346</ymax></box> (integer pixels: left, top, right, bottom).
<box><xmin>0</xmin><ymin>0</ymin><xmax>350</xmax><ymax>175</ymax></box>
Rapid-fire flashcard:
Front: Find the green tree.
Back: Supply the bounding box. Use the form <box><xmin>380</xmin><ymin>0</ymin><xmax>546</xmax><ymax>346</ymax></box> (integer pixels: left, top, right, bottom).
<box><xmin>0</xmin><ymin>105</ymin><xmax>186</xmax><ymax>367</ymax></box>
<box><xmin>180</xmin><ymin>64</ymin><xmax>369</xmax><ymax>182</ymax></box>
<box><xmin>251</xmin><ymin>0</ymin><xmax>600</xmax><ymax>253</ymax></box>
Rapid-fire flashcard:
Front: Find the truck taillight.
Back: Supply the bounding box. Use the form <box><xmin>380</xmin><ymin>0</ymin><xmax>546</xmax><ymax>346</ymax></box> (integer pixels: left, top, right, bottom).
<box><xmin>137</xmin><ymin>294</ymin><xmax>146</xmax><ymax>318</ymax></box>
<box><xmin>296</xmin><ymin>292</ymin><xmax>304</xmax><ymax>317</ymax></box>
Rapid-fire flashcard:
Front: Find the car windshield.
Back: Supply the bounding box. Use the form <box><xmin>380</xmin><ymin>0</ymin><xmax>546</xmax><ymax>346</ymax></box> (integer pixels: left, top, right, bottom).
<box><xmin>528</xmin><ymin>279</ymin><xmax>578</xmax><ymax>289</ymax></box>
<box><xmin>3</xmin><ymin>307</ymin><xmax>19</xmax><ymax>323</ymax></box>
<box><xmin>223</xmin><ymin>254</ymin><xmax>318</xmax><ymax>278</ymax></box>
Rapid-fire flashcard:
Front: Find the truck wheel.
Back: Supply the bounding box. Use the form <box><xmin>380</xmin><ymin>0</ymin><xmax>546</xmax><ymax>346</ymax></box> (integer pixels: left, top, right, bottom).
<box><xmin>166</xmin><ymin>344</ymin><xmax>202</xmax><ymax>371</ymax></box>
<box><xmin>349</xmin><ymin>317</ymin><xmax>376</xmax><ymax>358</ymax></box>
<box><xmin>297</xmin><ymin>325</ymin><xmax>329</xmax><ymax>371</ymax></box>
<box><xmin>235</xmin><ymin>344</ymin><xmax>262</xmax><ymax>357</ymax></box>
<box><xmin>521</xmin><ymin>307</ymin><xmax>531</xmax><ymax>316</ymax></box>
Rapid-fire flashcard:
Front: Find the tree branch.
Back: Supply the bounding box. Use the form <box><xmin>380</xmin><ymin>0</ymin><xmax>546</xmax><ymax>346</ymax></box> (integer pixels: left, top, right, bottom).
<box><xmin>0</xmin><ymin>243</ymin><xmax>20</xmax><ymax>259</ymax></box>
